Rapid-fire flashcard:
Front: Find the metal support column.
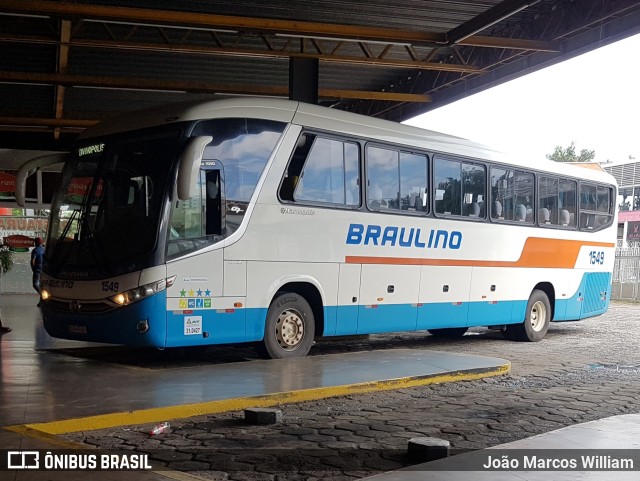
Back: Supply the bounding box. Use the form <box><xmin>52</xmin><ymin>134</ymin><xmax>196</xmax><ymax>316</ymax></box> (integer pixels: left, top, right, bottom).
<box><xmin>289</xmin><ymin>58</ymin><xmax>319</xmax><ymax>104</ymax></box>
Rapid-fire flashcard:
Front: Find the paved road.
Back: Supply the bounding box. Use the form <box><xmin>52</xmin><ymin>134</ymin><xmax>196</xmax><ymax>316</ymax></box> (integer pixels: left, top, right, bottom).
<box><xmin>67</xmin><ymin>302</ymin><xmax>640</xmax><ymax>480</ymax></box>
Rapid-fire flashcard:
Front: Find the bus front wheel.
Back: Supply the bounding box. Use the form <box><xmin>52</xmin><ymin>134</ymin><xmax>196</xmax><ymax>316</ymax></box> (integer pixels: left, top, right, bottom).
<box><xmin>257</xmin><ymin>293</ymin><xmax>315</xmax><ymax>359</ymax></box>
<box><xmin>504</xmin><ymin>289</ymin><xmax>551</xmax><ymax>342</ymax></box>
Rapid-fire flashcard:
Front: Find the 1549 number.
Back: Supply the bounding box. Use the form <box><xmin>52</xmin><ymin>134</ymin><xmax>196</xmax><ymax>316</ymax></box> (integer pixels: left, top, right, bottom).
<box><xmin>101</xmin><ymin>281</ymin><xmax>120</xmax><ymax>293</ymax></box>
<box><xmin>588</xmin><ymin>251</ymin><xmax>605</xmax><ymax>265</ymax></box>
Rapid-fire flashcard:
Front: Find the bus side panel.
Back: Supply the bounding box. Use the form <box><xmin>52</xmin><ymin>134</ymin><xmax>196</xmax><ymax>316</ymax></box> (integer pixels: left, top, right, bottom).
<box><xmin>332</xmin><ymin>305</ymin><xmax>358</xmax><ymax>336</ymax></box>
<box><xmin>334</xmin><ymin>263</ymin><xmax>361</xmax><ymax>335</ymax></box>
<box><xmin>245</xmin><ymin>307</ymin><xmax>269</xmax><ymax>341</ymax></box>
<box><xmin>555</xmin><ymin>273</ymin><xmax>612</xmax><ymax>321</ymax></box>
<box><xmin>419</xmin><ymin>303</ymin><xmax>468</xmax><ymax>329</ymax></box>
<box><xmin>468</xmin><ymin>267</ymin><xmax>518</xmax><ymax>326</ymax></box>
<box><xmin>417</xmin><ymin>266</ymin><xmax>471</xmax><ymax>330</ymax></box>
<box><xmin>245</xmin><ymin>261</ymin><xmax>339</xmax><ymax>341</ymax></box>
<box><xmin>165</xmin><ymin>307</ymin><xmax>247</xmax><ymax>346</ymax></box>
<box><xmin>357</xmin><ymin>264</ymin><xmax>419</xmax><ymax>334</ymax></box>
<box><xmin>555</xmin><ymin>285</ymin><xmax>583</xmax><ymax>321</ymax></box>
<box><xmin>580</xmin><ymin>272</ymin><xmax>612</xmax><ymax>318</ymax></box>
<box><xmin>165</xmin><ymin>248</ymin><xmax>248</xmax><ymax>346</ymax></box>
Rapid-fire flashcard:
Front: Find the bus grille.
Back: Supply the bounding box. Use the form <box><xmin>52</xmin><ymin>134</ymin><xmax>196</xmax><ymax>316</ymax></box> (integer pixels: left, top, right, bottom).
<box><xmin>47</xmin><ymin>299</ymin><xmax>114</xmax><ymax>314</ymax></box>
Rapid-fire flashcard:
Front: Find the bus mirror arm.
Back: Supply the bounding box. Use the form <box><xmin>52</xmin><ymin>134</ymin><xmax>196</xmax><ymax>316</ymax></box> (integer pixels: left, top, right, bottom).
<box><xmin>16</xmin><ymin>153</ymin><xmax>68</xmax><ymax>207</ymax></box>
<box><xmin>177</xmin><ymin>136</ymin><xmax>213</xmax><ymax>200</ymax></box>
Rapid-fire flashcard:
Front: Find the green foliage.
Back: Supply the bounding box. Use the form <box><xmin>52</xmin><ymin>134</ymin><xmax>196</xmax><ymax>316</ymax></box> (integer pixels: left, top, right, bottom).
<box><xmin>0</xmin><ymin>246</ymin><xmax>14</xmax><ymax>273</ymax></box>
<box><xmin>546</xmin><ymin>142</ymin><xmax>596</xmax><ymax>163</ymax></box>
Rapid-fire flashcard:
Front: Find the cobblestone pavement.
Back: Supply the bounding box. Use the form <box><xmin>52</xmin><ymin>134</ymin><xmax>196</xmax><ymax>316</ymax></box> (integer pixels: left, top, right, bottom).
<box><xmin>67</xmin><ymin>302</ymin><xmax>640</xmax><ymax>480</ymax></box>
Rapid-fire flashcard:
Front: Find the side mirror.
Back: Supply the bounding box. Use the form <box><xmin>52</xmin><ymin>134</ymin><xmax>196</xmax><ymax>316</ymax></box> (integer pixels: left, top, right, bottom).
<box><xmin>16</xmin><ymin>153</ymin><xmax>68</xmax><ymax>206</ymax></box>
<box><xmin>177</xmin><ymin>136</ymin><xmax>212</xmax><ymax>200</ymax></box>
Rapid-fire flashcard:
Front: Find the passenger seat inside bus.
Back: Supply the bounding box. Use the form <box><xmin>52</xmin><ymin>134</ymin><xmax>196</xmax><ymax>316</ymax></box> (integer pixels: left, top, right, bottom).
<box><xmin>539</xmin><ymin>207</ymin><xmax>550</xmax><ymax>224</ymax></box>
<box><xmin>491</xmin><ymin>200</ymin><xmax>502</xmax><ymax>219</ymax></box>
<box><xmin>465</xmin><ymin>202</ymin><xmax>480</xmax><ymax>217</ymax></box>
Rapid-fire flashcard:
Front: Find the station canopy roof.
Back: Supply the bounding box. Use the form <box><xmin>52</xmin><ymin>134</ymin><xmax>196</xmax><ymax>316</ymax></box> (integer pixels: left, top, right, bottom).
<box><xmin>1</xmin><ymin>0</ymin><xmax>640</xmax><ymax>152</ymax></box>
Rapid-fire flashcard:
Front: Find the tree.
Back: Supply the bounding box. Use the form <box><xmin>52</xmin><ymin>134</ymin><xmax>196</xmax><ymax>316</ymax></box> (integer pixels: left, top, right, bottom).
<box><xmin>546</xmin><ymin>141</ymin><xmax>595</xmax><ymax>163</ymax></box>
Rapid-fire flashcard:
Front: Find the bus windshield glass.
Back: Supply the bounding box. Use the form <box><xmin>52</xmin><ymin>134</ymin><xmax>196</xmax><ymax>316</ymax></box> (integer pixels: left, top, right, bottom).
<box><xmin>46</xmin><ymin>128</ymin><xmax>182</xmax><ymax>276</ymax></box>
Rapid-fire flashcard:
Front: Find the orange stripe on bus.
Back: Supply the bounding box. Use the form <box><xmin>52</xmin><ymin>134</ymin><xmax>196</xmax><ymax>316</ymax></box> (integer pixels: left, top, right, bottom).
<box><xmin>345</xmin><ymin>238</ymin><xmax>615</xmax><ymax>269</ymax></box>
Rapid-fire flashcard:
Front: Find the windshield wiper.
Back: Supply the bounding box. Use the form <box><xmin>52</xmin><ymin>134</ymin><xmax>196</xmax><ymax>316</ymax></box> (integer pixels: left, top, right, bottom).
<box><xmin>48</xmin><ymin>208</ymin><xmax>80</xmax><ymax>274</ymax></box>
<box><xmin>59</xmin><ymin>208</ymin><xmax>79</xmax><ymax>243</ymax></box>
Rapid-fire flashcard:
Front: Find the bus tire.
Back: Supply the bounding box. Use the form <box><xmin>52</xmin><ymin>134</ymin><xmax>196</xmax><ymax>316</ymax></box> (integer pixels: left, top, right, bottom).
<box><xmin>427</xmin><ymin>327</ymin><xmax>468</xmax><ymax>338</ymax></box>
<box><xmin>257</xmin><ymin>293</ymin><xmax>315</xmax><ymax>359</ymax></box>
<box><xmin>504</xmin><ymin>289</ymin><xmax>551</xmax><ymax>342</ymax></box>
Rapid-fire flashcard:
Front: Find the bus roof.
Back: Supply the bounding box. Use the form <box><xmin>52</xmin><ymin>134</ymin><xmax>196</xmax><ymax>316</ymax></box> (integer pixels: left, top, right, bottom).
<box><xmin>79</xmin><ymin>97</ymin><xmax>616</xmax><ymax>186</ymax></box>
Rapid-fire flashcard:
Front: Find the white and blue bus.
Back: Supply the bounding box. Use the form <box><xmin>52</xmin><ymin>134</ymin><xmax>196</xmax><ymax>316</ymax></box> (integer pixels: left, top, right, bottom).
<box><xmin>24</xmin><ymin>98</ymin><xmax>617</xmax><ymax>358</ymax></box>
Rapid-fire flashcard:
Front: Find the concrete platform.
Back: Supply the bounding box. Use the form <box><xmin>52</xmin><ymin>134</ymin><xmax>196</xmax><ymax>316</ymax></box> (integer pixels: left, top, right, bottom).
<box><xmin>0</xmin><ymin>292</ymin><xmax>509</xmax><ymax>480</ymax></box>
<box><xmin>365</xmin><ymin>414</ymin><xmax>640</xmax><ymax>481</ymax></box>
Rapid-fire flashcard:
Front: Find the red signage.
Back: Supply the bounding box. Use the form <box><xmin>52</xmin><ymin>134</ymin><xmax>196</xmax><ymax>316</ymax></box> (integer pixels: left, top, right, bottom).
<box><xmin>628</xmin><ymin>221</ymin><xmax>640</xmax><ymax>241</ymax></box>
<box><xmin>4</xmin><ymin>234</ymin><xmax>34</xmax><ymax>249</ymax></box>
<box><xmin>0</xmin><ymin>172</ymin><xmax>16</xmax><ymax>193</ymax></box>
<box><xmin>67</xmin><ymin>177</ymin><xmax>103</xmax><ymax>197</ymax></box>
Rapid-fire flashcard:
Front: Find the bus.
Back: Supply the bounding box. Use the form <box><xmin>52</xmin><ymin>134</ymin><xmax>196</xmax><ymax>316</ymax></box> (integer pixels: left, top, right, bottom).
<box><xmin>20</xmin><ymin>98</ymin><xmax>617</xmax><ymax>359</ymax></box>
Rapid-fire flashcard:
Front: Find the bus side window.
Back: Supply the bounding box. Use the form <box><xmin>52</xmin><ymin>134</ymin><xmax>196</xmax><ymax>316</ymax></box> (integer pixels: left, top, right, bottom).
<box><xmin>434</xmin><ymin>158</ymin><xmax>484</xmax><ymax>218</ymax></box>
<box><xmin>559</xmin><ymin>179</ymin><xmax>577</xmax><ymax>227</ymax></box>
<box><xmin>365</xmin><ymin>147</ymin><xmax>428</xmax><ymax>214</ymax></box>
<box><xmin>538</xmin><ymin>176</ymin><xmax>558</xmax><ymax>225</ymax></box>
<box><xmin>462</xmin><ymin>163</ymin><xmax>486</xmax><ymax>218</ymax></box>
<box><xmin>281</xmin><ymin>134</ymin><xmax>361</xmax><ymax>207</ymax></box>
<box><xmin>280</xmin><ymin>135</ymin><xmax>311</xmax><ymax>202</ymax></box>
<box><xmin>434</xmin><ymin>157</ymin><xmax>461</xmax><ymax>216</ymax></box>
<box><xmin>579</xmin><ymin>183</ymin><xmax>613</xmax><ymax>231</ymax></box>
<box><xmin>514</xmin><ymin>171</ymin><xmax>534</xmax><ymax>224</ymax></box>
<box><xmin>367</xmin><ymin>146</ymin><xmax>398</xmax><ymax>210</ymax></box>
<box><xmin>491</xmin><ymin>167</ymin><xmax>510</xmax><ymax>221</ymax></box>
<box><xmin>491</xmin><ymin>167</ymin><xmax>534</xmax><ymax>224</ymax></box>
<box><xmin>400</xmin><ymin>152</ymin><xmax>428</xmax><ymax>212</ymax></box>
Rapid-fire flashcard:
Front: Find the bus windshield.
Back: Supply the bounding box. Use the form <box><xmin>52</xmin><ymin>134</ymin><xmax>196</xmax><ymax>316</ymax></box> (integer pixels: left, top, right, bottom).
<box><xmin>46</xmin><ymin>128</ymin><xmax>182</xmax><ymax>277</ymax></box>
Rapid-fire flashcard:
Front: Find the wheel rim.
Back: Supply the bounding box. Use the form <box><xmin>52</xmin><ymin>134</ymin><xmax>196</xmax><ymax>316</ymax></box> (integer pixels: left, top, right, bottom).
<box><xmin>529</xmin><ymin>300</ymin><xmax>547</xmax><ymax>332</ymax></box>
<box><xmin>275</xmin><ymin>308</ymin><xmax>304</xmax><ymax>351</ymax></box>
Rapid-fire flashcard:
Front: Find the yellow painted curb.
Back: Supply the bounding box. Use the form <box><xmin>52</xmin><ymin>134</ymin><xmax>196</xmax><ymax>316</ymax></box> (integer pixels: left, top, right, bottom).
<box><xmin>7</xmin><ymin>363</ymin><xmax>510</xmax><ymax>436</ymax></box>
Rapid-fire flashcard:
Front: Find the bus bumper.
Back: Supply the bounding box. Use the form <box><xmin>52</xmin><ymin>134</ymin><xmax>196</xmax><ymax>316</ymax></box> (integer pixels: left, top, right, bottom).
<box><xmin>41</xmin><ymin>291</ymin><xmax>168</xmax><ymax>347</ymax></box>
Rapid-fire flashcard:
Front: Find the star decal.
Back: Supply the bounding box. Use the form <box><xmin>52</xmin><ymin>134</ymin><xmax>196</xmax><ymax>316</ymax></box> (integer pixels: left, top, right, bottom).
<box><xmin>179</xmin><ymin>289</ymin><xmax>186</xmax><ymax>297</ymax></box>
<box><xmin>188</xmin><ymin>289</ymin><xmax>195</xmax><ymax>297</ymax></box>
<box><xmin>204</xmin><ymin>289</ymin><xmax>211</xmax><ymax>297</ymax></box>
<box><xmin>196</xmin><ymin>288</ymin><xmax>203</xmax><ymax>297</ymax></box>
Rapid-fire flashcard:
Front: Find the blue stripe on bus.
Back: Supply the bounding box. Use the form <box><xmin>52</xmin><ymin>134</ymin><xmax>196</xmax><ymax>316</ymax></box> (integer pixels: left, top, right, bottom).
<box><xmin>42</xmin><ymin>272</ymin><xmax>612</xmax><ymax>348</ymax></box>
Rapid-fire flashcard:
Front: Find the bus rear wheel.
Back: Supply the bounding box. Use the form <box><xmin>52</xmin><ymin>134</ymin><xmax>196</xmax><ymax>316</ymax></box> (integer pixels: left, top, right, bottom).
<box><xmin>504</xmin><ymin>289</ymin><xmax>551</xmax><ymax>342</ymax></box>
<box><xmin>257</xmin><ymin>293</ymin><xmax>315</xmax><ymax>359</ymax></box>
<box><xmin>427</xmin><ymin>327</ymin><xmax>469</xmax><ymax>338</ymax></box>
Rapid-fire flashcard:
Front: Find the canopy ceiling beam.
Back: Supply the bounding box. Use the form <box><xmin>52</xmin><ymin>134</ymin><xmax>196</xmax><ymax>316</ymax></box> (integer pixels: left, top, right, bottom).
<box><xmin>0</xmin><ymin>71</ymin><xmax>433</xmax><ymax>103</ymax></box>
<box><xmin>2</xmin><ymin>0</ymin><xmax>559</xmax><ymax>52</ymax></box>
<box><xmin>0</xmin><ymin>34</ymin><xmax>484</xmax><ymax>73</ymax></box>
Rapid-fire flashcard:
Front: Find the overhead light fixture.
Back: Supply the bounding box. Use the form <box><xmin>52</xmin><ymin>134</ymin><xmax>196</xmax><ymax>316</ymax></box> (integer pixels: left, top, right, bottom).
<box><xmin>84</xmin><ymin>19</ymin><xmax>238</xmax><ymax>34</ymax></box>
<box><xmin>74</xmin><ymin>85</ymin><xmax>187</xmax><ymax>94</ymax></box>
<box><xmin>0</xmin><ymin>13</ymin><xmax>50</xmax><ymax>19</ymax></box>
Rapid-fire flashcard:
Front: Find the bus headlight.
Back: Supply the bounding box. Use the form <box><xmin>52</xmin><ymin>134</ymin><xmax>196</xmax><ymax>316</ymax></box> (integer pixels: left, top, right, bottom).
<box><xmin>41</xmin><ymin>289</ymin><xmax>51</xmax><ymax>301</ymax></box>
<box><xmin>109</xmin><ymin>279</ymin><xmax>167</xmax><ymax>307</ymax></box>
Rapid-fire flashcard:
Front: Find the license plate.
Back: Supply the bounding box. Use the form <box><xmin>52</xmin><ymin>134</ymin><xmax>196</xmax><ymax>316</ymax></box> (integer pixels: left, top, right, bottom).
<box><xmin>69</xmin><ymin>324</ymin><xmax>87</xmax><ymax>334</ymax></box>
